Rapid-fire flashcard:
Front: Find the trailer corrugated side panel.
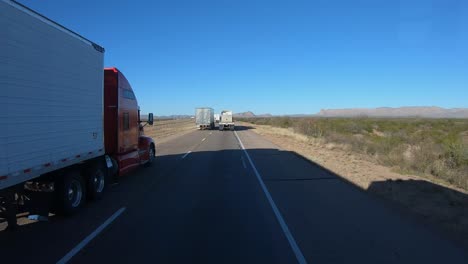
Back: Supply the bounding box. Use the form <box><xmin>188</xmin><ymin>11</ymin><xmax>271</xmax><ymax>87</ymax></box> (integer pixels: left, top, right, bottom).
<box><xmin>195</xmin><ymin>108</ymin><xmax>214</xmax><ymax>126</ymax></box>
<box><xmin>0</xmin><ymin>0</ymin><xmax>104</xmax><ymax>189</ymax></box>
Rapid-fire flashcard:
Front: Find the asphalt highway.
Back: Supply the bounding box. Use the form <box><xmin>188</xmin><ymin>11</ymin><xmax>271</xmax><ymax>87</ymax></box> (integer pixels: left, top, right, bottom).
<box><xmin>1</xmin><ymin>126</ymin><xmax>467</xmax><ymax>263</ymax></box>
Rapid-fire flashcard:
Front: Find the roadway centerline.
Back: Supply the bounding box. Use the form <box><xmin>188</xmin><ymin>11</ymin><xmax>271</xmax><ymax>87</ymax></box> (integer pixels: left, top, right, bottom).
<box><xmin>181</xmin><ymin>131</ymin><xmax>211</xmax><ymax>160</ymax></box>
<box><xmin>56</xmin><ymin>207</ymin><xmax>126</xmax><ymax>264</ymax></box>
<box><xmin>234</xmin><ymin>131</ymin><xmax>307</xmax><ymax>264</ymax></box>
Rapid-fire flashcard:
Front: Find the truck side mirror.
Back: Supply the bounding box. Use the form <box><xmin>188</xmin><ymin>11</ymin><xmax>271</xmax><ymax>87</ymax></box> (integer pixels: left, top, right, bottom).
<box><xmin>148</xmin><ymin>113</ymin><xmax>154</xmax><ymax>125</ymax></box>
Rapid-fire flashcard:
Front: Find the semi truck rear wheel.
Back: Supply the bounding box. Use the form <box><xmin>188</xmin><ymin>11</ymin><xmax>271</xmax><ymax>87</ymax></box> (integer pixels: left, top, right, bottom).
<box><xmin>55</xmin><ymin>171</ymin><xmax>86</xmax><ymax>215</ymax></box>
<box><xmin>86</xmin><ymin>161</ymin><xmax>107</xmax><ymax>201</ymax></box>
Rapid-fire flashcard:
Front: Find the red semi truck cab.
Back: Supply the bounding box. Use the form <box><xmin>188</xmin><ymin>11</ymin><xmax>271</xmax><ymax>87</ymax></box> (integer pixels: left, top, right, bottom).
<box><xmin>104</xmin><ymin>67</ymin><xmax>155</xmax><ymax>176</ymax></box>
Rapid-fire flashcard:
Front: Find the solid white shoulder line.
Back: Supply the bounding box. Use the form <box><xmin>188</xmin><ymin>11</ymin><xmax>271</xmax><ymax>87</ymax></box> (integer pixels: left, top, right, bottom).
<box><xmin>182</xmin><ymin>151</ymin><xmax>192</xmax><ymax>159</ymax></box>
<box><xmin>234</xmin><ymin>131</ymin><xmax>307</xmax><ymax>264</ymax></box>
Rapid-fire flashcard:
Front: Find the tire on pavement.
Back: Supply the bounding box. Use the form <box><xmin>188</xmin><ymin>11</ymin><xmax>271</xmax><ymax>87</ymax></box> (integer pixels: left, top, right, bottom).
<box><xmin>145</xmin><ymin>144</ymin><xmax>155</xmax><ymax>167</ymax></box>
<box><xmin>85</xmin><ymin>160</ymin><xmax>108</xmax><ymax>201</ymax></box>
<box><xmin>54</xmin><ymin>170</ymin><xmax>86</xmax><ymax>215</ymax></box>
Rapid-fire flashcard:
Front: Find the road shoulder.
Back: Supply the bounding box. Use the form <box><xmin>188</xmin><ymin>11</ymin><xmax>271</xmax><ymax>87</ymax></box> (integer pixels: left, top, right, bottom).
<box><xmin>238</xmin><ymin>122</ymin><xmax>468</xmax><ymax>252</ymax></box>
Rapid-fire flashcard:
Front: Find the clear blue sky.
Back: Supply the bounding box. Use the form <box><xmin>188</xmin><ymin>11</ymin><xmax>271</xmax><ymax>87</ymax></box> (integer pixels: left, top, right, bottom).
<box><xmin>21</xmin><ymin>0</ymin><xmax>468</xmax><ymax>115</ymax></box>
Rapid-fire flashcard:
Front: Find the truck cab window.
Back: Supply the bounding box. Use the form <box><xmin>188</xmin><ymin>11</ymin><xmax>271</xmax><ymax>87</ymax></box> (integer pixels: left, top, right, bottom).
<box><xmin>123</xmin><ymin>90</ymin><xmax>135</xmax><ymax>100</ymax></box>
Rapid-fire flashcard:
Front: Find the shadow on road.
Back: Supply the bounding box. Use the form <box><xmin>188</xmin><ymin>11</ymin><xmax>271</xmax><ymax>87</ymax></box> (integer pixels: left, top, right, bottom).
<box><xmin>288</xmin><ymin>147</ymin><xmax>468</xmax><ymax>250</ymax></box>
<box><xmin>228</xmin><ymin>125</ymin><xmax>255</xmax><ymax>131</ymax></box>
<box><xmin>367</xmin><ymin>178</ymin><xmax>468</xmax><ymax>248</ymax></box>
<box><xmin>182</xmin><ymin>125</ymin><xmax>254</xmax><ymax>131</ymax></box>
<box><xmin>1</xmin><ymin>147</ymin><xmax>468</xmax><ymax>260</ymax></box>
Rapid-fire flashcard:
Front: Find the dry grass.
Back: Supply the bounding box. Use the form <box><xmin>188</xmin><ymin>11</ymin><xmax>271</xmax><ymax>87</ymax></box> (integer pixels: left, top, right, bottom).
<box><xmin>144</xmin><ymin>119</ymin><xmax>195</xmax><ymax>143</ymax></box>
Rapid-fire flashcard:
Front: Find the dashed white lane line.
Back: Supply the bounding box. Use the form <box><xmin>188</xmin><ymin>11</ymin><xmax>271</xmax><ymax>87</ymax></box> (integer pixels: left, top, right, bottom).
<box><xmin>234</xmin><ymin>131</ymin><xmax>307</xmax><ymax>264</ymax></box>
<box><xmin>182</xmin><ymin>133</ymin><xmax>209</xmax><ymax>160</ymax></box>
<box><xmin>56</xmin><ymin>207</ymin><xmax>126</xmax><ymax>264</ymax></box>
<box><xmin>181</xmin><ymin>151</ymin><xmax>192</xmax><ymax>159</ymax></box>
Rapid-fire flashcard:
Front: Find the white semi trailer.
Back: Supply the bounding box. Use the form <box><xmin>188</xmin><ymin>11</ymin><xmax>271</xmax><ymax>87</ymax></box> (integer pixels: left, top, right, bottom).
<box><xmin>0</xmin><ymin>0</ymin><xmax>155</xmax><ymax>229</ymax></box>
<box><xmin>195</xmin><ymin>107</ymin><xmax>215</xmax><ymax>130</ymax></box>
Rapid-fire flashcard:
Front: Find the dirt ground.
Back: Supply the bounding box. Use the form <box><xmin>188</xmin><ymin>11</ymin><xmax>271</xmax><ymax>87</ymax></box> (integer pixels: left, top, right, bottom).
<box><xmin>145</xmin><ymin>119</ymin><xmax>195</xmax><ymax>144</ymax></box>
<box><xmin>242</xmin><ymin>122</ymin><xmax>468</xmax><ymax>249</ymax></box>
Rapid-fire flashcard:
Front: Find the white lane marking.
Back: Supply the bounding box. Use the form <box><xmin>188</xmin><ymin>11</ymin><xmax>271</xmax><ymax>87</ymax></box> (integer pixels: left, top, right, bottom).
<box><xmin>234</xmin><ymin>131</ymin><xmax>307</xmax><ymax>264</ymax></box>
<box><xmin>57</xmin><ymin>207</ymin><xmax>126</xmax><ymax>264</ymax></box>
<box><xmin>241</xmin><ymin>156</ymin><xmax>247</xmax><ymax>169</ymax></box>
<box><xmin>202</xmin><ymin>138</ymin><xmax>206</xmax><ymax>142</ymax></box>
<box><xmin>181</xmin><ymin>151</ymin><xmax>192</xmax><ymax>159</ymax></box>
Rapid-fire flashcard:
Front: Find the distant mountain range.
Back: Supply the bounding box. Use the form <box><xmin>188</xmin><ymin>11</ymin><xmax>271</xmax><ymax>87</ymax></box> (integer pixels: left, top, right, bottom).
<box><xmin>234</xmin><ymin>107</ymin><xmax>468</xmax><ymax>119</ymax></box>
<box><xmin>156</xmin><ymin>115</ymin><xmax>193</xmax><ymax>119</ymax></box>
<box><xmin>234</xmin><ymin>111</ymin><xmax>273</xmax><ymax>118</ymax></box>
<box><xmin>146</xmin><ymin>107</ymin><xmax>467</xmax><ymax>120</ymax></box>
<box><xmin>316</xmin><ymin>107</ymin><xmax>468</xmax><ymax>118</ymax></box>
<box><xmin>140</xmin><ymin>114</ymin><xmax>193</xmax><ymax>120</ymax></box>
<box><xmin>234</xmin><ymin>111</ymin><xmax>255</xmax><ymax>117</ymax></box>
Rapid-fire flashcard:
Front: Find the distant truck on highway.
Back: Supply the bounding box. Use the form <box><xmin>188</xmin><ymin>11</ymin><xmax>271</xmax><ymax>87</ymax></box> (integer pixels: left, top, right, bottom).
<box><xmin>195</xmin><ymin>107</ymin><xmax>215</xmax><ymax>130</ymax></box>
<box><xmin>0</xmin><ymin>0</ymin><xmax>155</xmax><ymax>225</ymax></box>
<box><xmin>219</xmin><ymin>110</ymin><xmax>235</xmax><ymax>131</ymax></box>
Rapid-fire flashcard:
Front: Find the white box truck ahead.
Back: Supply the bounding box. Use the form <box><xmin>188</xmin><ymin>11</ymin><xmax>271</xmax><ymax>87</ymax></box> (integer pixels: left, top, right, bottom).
<box><xmin>195</xmin><ymin>107</ymin><xmax>215</xmax><ymax>130</ymax></box>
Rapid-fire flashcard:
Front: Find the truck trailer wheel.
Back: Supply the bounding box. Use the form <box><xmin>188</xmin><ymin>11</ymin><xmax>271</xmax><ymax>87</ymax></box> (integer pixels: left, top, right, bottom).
<box><xmin>85</xmin><ymin>161</ymin><xmax>108</xmax><ymax>201</ymax></box>
<box><xmin>55</xmin><ymin>171</ymin><xmax>86</xmax><ymax>215</ymax></box>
